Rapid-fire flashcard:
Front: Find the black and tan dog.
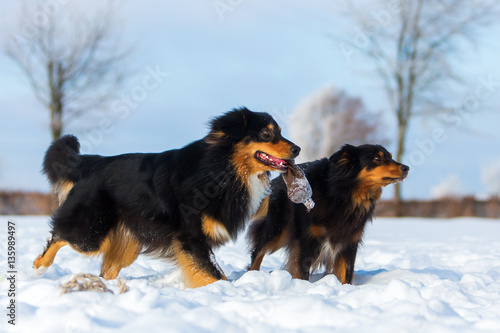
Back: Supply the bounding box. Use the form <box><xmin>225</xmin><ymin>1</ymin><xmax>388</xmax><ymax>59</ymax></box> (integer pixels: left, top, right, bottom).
<box><xmin>34</xmin><ymin>107</ymin><xmax>300</xmax><ymax>288</ymax></box>
<box><xmin>248</xmin><ymin>144</ymin><xmax>409</xmax><ymax>284</ymax></box>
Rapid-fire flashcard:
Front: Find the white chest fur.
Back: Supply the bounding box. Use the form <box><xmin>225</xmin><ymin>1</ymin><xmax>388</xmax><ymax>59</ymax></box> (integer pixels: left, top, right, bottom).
<box><xmin>247</xmin><ymin>172</ymin><xmax>271</xmax><ymax>218</ymax></box>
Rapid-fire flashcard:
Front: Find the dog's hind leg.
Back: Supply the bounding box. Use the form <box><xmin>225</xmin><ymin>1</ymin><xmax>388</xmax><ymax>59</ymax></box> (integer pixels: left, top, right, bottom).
<box><xmin>99</xmin><ymin>224</ymin><xmax>142</xmax><ymax>280</ymax></box>
<box><xmin>33</xmin><ymin>236</ymin><xmax>68</xmax><ymax>274</ymax></box>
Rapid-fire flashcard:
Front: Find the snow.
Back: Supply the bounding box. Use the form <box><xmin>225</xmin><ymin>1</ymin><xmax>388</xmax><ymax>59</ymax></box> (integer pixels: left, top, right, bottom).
<box><xmin>2</xmin><ymin>216</ymin><xmax>500</xmax><ymax>332</ymax></box>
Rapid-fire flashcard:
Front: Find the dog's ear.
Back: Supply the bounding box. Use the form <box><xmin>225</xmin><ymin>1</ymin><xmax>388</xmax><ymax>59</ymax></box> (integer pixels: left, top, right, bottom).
<box><xmin>210</xmin><ymin>108</ymin><xmax>248</xmax><ymax>141</ymax></box>
<box><xmin>330</xmin><ymin>144</ymin><xmax>356</xmax><ymax>166</ymax></box>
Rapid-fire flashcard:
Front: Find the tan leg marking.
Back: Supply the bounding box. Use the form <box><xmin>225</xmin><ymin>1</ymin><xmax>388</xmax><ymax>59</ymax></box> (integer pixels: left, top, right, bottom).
<box><xmin>99</xmin><ymin>224</ymin><xmax>142</xmax><ymax>280</ymax></box>
<box><xmin>172</xmin><ymin>240</ymin><xmax>226</xmax><ymax>288</ymax></box>
<box><xmin>33</xmin><ymin>240</ymin><xmax>69</xmax><ymax>269</ymax></box>
<box><xmin>333</xmin><ymin>255</ymin><xmax>348</xmax><ymax>284</ymax></box>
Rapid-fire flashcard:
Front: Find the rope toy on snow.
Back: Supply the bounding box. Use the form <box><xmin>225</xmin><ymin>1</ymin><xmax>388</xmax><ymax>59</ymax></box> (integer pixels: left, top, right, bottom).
<box><xmin>59</xmin><ymin>273</ymin><xmax>129</xmax><ymax>294</ymax></box>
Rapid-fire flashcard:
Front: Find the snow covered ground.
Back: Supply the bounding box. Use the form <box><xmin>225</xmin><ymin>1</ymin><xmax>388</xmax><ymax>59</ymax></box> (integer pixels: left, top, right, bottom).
<box><xmin>2</xmin><ymin>216</ymin><xmax>500</xmax><ymax>333</ymax></box>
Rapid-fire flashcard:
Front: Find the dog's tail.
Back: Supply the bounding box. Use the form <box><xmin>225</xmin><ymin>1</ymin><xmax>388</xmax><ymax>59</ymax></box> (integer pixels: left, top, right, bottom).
<box><xmin>43</xmin><ymin>135</ymin><xmax>81</xmax><ymax>185</ymax></box>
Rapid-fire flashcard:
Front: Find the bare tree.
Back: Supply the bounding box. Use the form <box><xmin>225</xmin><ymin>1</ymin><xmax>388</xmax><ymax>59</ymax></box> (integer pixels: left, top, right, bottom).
<box><xmin>341</xmin><ymin>0</ymin><xmax>499</xmax><ymax>214</ymax></box>
<box><xmin>4</xmin><ymin>1</ymin><xmax>132</xmax><ymax>141</ymax></box>
<box><xmin>289</xmin><ymin>85</ymin><xmax>388</xmax><ymax>162</ymax></box>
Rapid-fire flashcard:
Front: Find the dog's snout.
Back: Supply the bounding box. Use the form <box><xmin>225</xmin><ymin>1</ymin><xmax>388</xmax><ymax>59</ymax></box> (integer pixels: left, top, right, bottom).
<box><xmin>401</xmin><ymin>164</ymin><xmax>409</xmax><ymax>173</ymax></box>
<box><xmin>290</xmin><ymin>145</ymin><xmax>301</xmax><ymax>157</ymax></box>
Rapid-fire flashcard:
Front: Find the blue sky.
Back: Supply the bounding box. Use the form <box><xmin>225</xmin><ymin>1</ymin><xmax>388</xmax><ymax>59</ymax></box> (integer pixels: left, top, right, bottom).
<box><xmin>1</xmin><ymin>0</ymin><xmax>499</xmax><ymax>199</ymax></box>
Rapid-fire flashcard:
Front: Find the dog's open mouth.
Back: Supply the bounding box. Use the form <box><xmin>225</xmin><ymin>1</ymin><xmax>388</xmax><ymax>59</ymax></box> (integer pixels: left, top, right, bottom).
<box><xmin>255</xmin><ymin>151</ymin><xmax>289</xmax><ymax>172</ymax></box>
<box><xmin>384</xmin><ymin>175</ymin><xmax>407</xmax><ymax>184</ymax></box>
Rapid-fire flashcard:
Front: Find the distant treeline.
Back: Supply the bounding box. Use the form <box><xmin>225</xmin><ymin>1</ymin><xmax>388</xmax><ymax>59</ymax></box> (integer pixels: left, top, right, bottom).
<box><xmin>0</xmin><ymin>191</ymin><xmax>52</xmax><ymax>215</ymax></box>
<box><xmin>375</xmin><ymin>197</ymin><xmax>500</xmax><ymax>218</ymax></box>
<box><xmin>1</xmin><ymin>191</ymin><xmax>500</xmax><ymax>218</ymax></box>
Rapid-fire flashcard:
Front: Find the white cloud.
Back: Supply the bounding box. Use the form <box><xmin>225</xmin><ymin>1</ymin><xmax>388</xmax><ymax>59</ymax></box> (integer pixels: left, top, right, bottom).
<box><xmin>430</xmin><ymin>174</ymin><xmax>464</xmax><ymax>199</ymax></box>
<box><xmin>481</xmin><ymin>160</ymin><xmax>500</xmax><ymax>197</ymax></box>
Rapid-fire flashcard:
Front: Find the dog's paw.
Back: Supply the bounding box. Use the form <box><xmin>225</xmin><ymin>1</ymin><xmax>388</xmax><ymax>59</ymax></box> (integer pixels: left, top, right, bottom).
<box><xmin>33</xmin><ymin>265</ymin><xmax>48</xmax><ymax>276</ymax></box>
<box><xmin>33</xmin><ymin>255</ymin><xmax>48</xmax><ymax>276</ymax></box>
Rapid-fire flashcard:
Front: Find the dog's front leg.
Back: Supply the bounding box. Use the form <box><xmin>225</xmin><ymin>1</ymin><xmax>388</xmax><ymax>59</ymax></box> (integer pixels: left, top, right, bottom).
<box><xmin>334</xmin><ymin>243</ymin><xmax>359</xmax><ymax>284</ymax></box>
<box><xmin>172</xmin><ymin>237</ymin><xmax>227</xmax><ymax>288</ymax></box>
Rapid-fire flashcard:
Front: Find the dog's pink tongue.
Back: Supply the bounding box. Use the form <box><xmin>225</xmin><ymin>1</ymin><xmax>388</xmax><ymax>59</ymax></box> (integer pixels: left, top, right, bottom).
<box><xmin>282</xmin><ymin>163</ymin><xmax>315</xmax><ymax>212</ymax></box>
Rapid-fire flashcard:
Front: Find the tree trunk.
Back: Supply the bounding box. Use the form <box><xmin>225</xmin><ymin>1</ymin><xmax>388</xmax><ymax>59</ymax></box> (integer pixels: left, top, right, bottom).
<box><xmin>394</xmin><ymin>119</ymin><xmax>407</xmax><ymax>216</ymax></box>
<box><xmin>49</xmin><ymin>61</ymin><xmax>64</xmax><ymax>141</ymax></box>
<box><xmin>51</xmin><ymin>106</ymin><xmax>63</xmax><ymax>141</ymax></box>
<box><xmin>49</xmin><ymin>103</ymin><xmax>63</xmax><ymax>212</ymax></box>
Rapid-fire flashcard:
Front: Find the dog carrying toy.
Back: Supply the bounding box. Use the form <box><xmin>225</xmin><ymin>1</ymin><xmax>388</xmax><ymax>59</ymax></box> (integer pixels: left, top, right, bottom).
<box><xmin>282</xmin><ymin>164</ymin><xmax>315</xmax><ymax>212</ymax></box>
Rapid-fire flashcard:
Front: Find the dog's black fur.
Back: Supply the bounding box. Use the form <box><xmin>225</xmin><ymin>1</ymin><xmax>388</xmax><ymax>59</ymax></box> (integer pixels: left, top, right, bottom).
<box><xmin>248</xmin><ymin>144</ymin><xmax>409</xmax><ymax>284</ymax></box>
<box><xmin>34</xmin><ymin>107</ymin><xmax>300</xmax><ymax>288</ymax></box>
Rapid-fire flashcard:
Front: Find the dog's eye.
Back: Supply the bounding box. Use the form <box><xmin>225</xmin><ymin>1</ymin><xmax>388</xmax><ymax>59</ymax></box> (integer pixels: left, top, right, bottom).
<box><xmin>259</xmin><ymin>129</ymin><xmax>273</xmax><ymax>142</ymax></box>
<box><xmin>374</xmin><ymin>155</ymin><xmax>382</xmax><ymax>162</ymax></box>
